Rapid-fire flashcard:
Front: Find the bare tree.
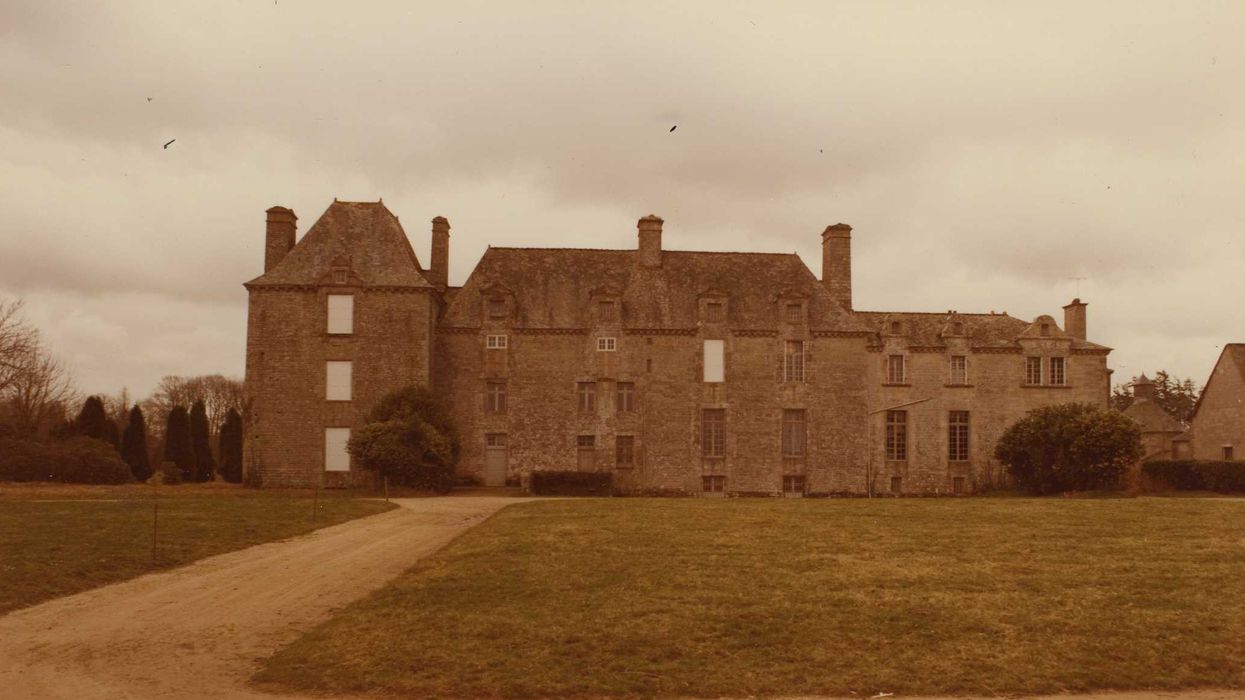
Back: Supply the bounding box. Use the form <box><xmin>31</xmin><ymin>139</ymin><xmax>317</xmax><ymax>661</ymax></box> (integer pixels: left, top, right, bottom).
<box><xmin>6</xmin><ymin>347</ymin><xmax>79</xmax><ymax>438</ymax></box>
<box><xmin>142</xmin><ymin>374</ymin><xmax>243</xmax><ymax>441</ymax></box>
<box><xmin>0</xmin><ymin>298</ymin><xmax>38</xmax><ymax>398</ymax></box>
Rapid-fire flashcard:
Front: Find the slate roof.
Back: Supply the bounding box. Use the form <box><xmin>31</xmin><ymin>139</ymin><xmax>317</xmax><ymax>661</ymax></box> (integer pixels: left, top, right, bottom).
<box><xmin>245</xmin><ymin>200</ymin><xmax>432</xmax><ymax>289</ymax></box>
<box><xmin>1123</xmin><ymin>399</ymin><xmax>1186</xmax><ymax>434</ymax></box>
<box><xmin>1188</xmin><ymin>343</ymin><xmax>1245</xmax><ymax>421</ymax></box>
<box><xmin>440</xmin><ymin>247</ymin><xmax>867</xmax><ymax>331</ymax></box>
<box><xmin>853</xmin><ymin>310</ymin><xmax>1111</xmax><ymax>351</ymax></box>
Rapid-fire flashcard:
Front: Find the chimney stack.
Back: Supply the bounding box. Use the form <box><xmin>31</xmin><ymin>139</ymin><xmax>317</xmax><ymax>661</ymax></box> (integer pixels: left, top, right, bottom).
<box><xmin>430</xmin><ymin>216</ymin><xmax>450</xmax><ymax>288</ymax></box>
<box><xmin>638</xmin><ymin>215</ymin><xmax>663</xmax><ymax>268</ymax></box>
<box><xmin>1063</xmin><ymin>298</ymin><xmax>1087</xmax><ymax>341</ymax></box>
<box><xmin>265</xmin><ymin>206</ymin><xmax>297</xmax><ymax>272</ymax></box>
<box><xmin>1132</xmin><ymin>374</ymin><xmax>1155</xmax><ymax>401</ymax></box>
<box><xmin>821</xmin><ymin>223</ymin><xmax>853</xmax><ymax>311</ymax></box>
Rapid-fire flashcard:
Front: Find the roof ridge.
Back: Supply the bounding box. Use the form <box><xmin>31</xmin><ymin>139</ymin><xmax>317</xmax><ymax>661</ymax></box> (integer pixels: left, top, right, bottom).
<box><xmin>855</xmin><ymin>310</ymin><xmax>1015</xmax><ymax>317</ymax></box>
<box><xmin>486</xmin><ymin>247</ymin><xmax>799</xmax><ymax>257</ymax></box>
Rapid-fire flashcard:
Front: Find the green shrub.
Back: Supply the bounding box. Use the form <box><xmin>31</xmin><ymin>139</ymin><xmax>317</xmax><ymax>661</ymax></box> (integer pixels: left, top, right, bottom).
<box><xmin>529</xmin><ymin>471</ymin><xmax>613</xmax><ymax>496</ymax></box>
<box><xmin>995</xmin><ymin>403</ymin><xmax>1142</xmax><ymax>495</ymax></box>
<box><xmin>1142</xmin><ymin>460</ymin><xmax>1245</xmax><ymax>492</ymax></box>
<box><xmin>0</xmin><ymin>436</ymin><xmax>131</xmax><ymax>484</ymax></box>
<box><xmin>347</xmin><ymin>386</ymin><xmax>459</xmax><ymax>492</ymax></box>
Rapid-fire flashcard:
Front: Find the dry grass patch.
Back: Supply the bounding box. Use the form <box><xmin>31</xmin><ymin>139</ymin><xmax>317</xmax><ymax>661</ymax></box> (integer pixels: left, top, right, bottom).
<box><xmin>256</xmin><ymin>498</ymin><xmax>1245</xmax><ymax>698</ymax></box>
<box><xmin>0</xmin><ymin>486</ymin><xmax>394</xmax><ymax>613</ymax></box>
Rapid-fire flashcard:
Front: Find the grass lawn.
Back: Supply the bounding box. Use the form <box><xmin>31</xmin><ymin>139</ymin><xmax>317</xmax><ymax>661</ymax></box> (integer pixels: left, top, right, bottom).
<box><xmin>256</xmin><ymin>497</ymin><xmax>1245</xmax><ymax>698</ymax></box>
<box><xmin>0</xmin><ymin>483</ymin><xmax>395</xmax><ymax>614</ymax></box>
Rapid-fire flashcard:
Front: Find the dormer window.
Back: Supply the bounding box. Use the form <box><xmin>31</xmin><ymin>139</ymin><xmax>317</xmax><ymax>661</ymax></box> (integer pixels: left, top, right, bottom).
<box><xmin>705</xmin><ymin>302</ymin><xmax>724</xmax><ymax>323</ymax></box>
<box><xmin>785</xmin><ymin>303</ymin><xmax>802</xmax><ymax>324</ymax></box>
<box><xmin>1040</xmin><ymin>323</ymin><xmax>1051</xmax><ymax>337</ymax></box>
<box><xmin>952</xmin><ymin>322</ymin><xmax>964</xmax><ymax>335</ymax></box>
<box><xmin>488</xmin><ymin>298</ymin><xmax>506</xmax><ymax>318</ymax></box>
<box><xmin>332</xmin><ymin>268</ymin><xmax>348</xmax><ymax>285</ymax></box>
<box><xmin>598</xmin><ymin>301</ymin><xmax>618</xmax><ymax>323</ymax></box>
<box><xmin>890</xmin><ymin>321</ymin><xmax>902</xmax><ymax>335</ymax></box>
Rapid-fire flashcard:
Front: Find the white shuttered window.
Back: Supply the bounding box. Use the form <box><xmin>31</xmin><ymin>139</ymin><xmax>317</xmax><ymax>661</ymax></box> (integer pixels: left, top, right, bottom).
<box><xmin>327</xmin><ymin>295</ymin><xmax>354</xmax><ymax>334</ymax></box>
<box><xmin>324</xmin><ymin>428</ymin><xmax>351</xmax><ymax>471</ymax></box>
<box><xmin>326</xmin><ymin>361</ymin><xmax>352</xmax><ymax>401</ymax></box>
<box><xmin>703</xmin><ymin>339</ymin><xmax>725</xmax><ymax>383</ymax></box>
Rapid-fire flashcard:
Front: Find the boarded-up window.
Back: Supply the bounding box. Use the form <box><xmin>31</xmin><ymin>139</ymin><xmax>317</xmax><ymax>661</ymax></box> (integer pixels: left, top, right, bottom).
<box><xmin>1026</xmin><ymin>356</ymin><xmax>1043</xmax><ymax>385</ymax></box>
<box><xmin>784</xmin><ymin>341</ymin><xmax>805</xmax><ymax>382</ymax></box>
<box><xmin>616</xmin><ymin>382</ymin><xmax>636</xmax><ymax>412</ymax></box>
<box><xmin>327</xmin><ymin>295</ymin><xmax>354</xmax><ymax>334</ymax></box>
<box><xmin>948</xmin><ymin>410</ymin><xmax>969</xmax><ymax>461</ymax></box>
<box><xmin>885</xmin><ymin>410</ymin><xmax>907</xmax><ymax>461</ymax></box>
<box><xmin>326</xmin><ymin>361</ymin><xmax>352</xmax><ymax>401</ymax></box>
<box><xmin>886</xmin><ymin>355</ymin><xmax>905</xmax><ymax>384</ymax></box>
<box><xmin>324</xmin><ymin>428</ymin><xmax>350</xmax><ymax>471</ymax></box>
<box><xmin>949</xmin><ymin>355</ymin><xmax>967</xmax><ymax>385</ymax></box>
<box><xmin>702</xmin><ymin>408</ymin><xmax>725</xmax><ymax>457</ymax></box>
<box><xmin>1049</xmin><ymin>357</ymin><xmax>1066</xmax><ymax>386</ymax></box>
<box><xmin>781</xmin><ymin>409</ymin><xmax>806</xmax><ymax>456</ymax></box>
<box><xmin>703</xmin><ymin>339</ymin><xmax>724</xmax><ymax>383</ymax></box>
<box><xmin>616</xmin><ymin>435</ymin><xmax>635</xmax><ymax>468</ymax></box>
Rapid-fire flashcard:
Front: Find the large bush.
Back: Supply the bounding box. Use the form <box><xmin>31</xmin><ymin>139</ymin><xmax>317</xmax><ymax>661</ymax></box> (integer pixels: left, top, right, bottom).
<box><xmin>0</xmin><ymin>436</ymin><xmax>132</xmax><ymax>484</ymax></box>
<box><xmin>994</xmin><ymin>402</ymin><xmax>1142</xmax><ymax>495</ymax></box>
<box><xmin>1142</xmin><ymin>460</ymin><xmax>1245</xmax><ymax>492</ymax></box>
<box><xmin>347</xmin><ymin>386</ymin><xmax>459</xmax><ymax>492</ymax></box>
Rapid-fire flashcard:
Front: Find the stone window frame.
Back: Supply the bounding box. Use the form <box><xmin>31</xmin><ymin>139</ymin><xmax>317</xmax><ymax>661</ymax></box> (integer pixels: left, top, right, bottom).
<box><xmin>885</xmin><ymin>354</ymin><xmax>906</xmax><ymax>384</ymax></box>
<box><xmin>783</xmin><ymin>340</ymin><xmax>806</xmax><ymax>383</ymax></box>
<box><xmin>784</xmin><ymin>302</ymin><xmax>803</xmax><ymax>325</ymax></box>
<box><xmin>616</xmin><ymin>382</ymin><xmax>636</xmax><ymax>412</ymax></box>
<box><xmin>781</xmin><ymin>409</ymin><xmax>806</xmax><ymax>457</ymax></box>
<box><xmin>1025</xmin><ymin>356</ymin><xmax>1044</xmax><ymax>385</ymax></box>
<box><xmin>705</xmin><ymin>301</ymin><xmax>724</xmax><ymax>323</ymax></box>
<box><xmin>615</xmin><ymin>435</ymin><xmax>635</xmax><ymax>468</ymax></box>
<box><xmin>885</xmin><ymin>410</ymin><xmax>908</xmax><ymax>462</ymax></box>
<box><xmin>702</xmin><ymin>474</ymin><xmax>726</xmax><ymax>493</ymax></box>
<box><xmin>325</xmin><ymin>360</ymin><xmax>352</xmax><ymax>402</ymax></box>
<box><xmin>485</xmin><ymin>381</ymin><xmax>507</xmax><ymax>413</ymax></box>
<box><xmin>702</xmin><ymin>408</ymin><xmax>726</xmax><ymax>457</ymax></box>
<box><xmin>577</xmin><ymin>434</ymin><xmax>596</xmax><ymax>448</ymax></box>
<box><xmin>782</xmin><ymin>474</ymin><xmax>806</xmax><ymax>494</ymax></box>
<box><xmin>948</xmin><ymin>355</ymin><xmax>968</xmax><ymax>385</ymax></box>
<box><xmin>596</xmin><ymin>337</ymin><xmax>617</xmax><ymax>352</ymax></box>
<box><xmin>1048</xmin><ymin>356</ymin><xmax>1066</xmax><ymax>386</ymax></box>
<box><xmin>576</xmin><ymin>381</ymin><xmax>597</xmax><ymax>413</ymax></box>
<box><xmin>485</xmin><ymin>334</ymin><xmax>508</xmax><ymax>350</ymax></box>
<box><xmin>485</xmin><ymin>433</ymin><xmax>507</xmax><ymax>448</ymax></box>
<box><xmin>948</xmin><ymin>410</ymin><xmax>970</xmax><ymax>462</ymax></box>
<box><xmin>326</xmin><ymin>294</ymin><xmax>354</xmax><ymax>335</ymax></box>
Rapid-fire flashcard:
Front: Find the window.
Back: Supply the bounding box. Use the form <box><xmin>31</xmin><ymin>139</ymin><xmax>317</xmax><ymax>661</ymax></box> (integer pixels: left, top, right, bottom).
<box><xmin>784</xmin><ymin>340</ymin><xmax>805</xmax><ymax>382</ymax></box>
<box><xmin>616</xmin><ymin>436</ymin><xmax>635</xmax><ymax>468</ymax></box>
<box><xmin>952</xmin><ymin>476</ymin><xmax>966</xmax><ymax>494</ymax></box>
<box><xmin>886</xmin><ymin>355</ymin><xmax>906</xmax><ymax>384</ymax></box>
<box><xmin>1049</xmin><ymin>357</ymin><xmax>1066</xmax><ymax>386</ymax></box>
<box><xmin>485</xmin><ymin>382</ymin><xmax>507</xmax><ymax>413</ymax></box>
<box><xmin>885</xmin><ymin>410</ymin><xmax>907</xmax><ymax>461</ymax></box>
<box><xmin>597</xmin><ymin>337</ymin><xmax>617</xmax><ymax>352</ymax></box>
<box><xmin>890</xmin><ymin>475</ymin><xmax>903</xmax><ymax>493</ymax></box>
<box><xmin>332</xmin><ymin>268</ymin><xmax>348</xmax><ymax>285</ymax></box>
<box><xmin>1026</xmin><ymin>356</ymin><xmax>1043</xmax><ymax>385</ymax></box>
<box><xmin>785</xmin><ymin>303</ymin><xmax>802</xmax><ymax>324</ymax></box>
<box><xmin>327</xmin><ymin>294</ymin><xmax>354</xmax><ymax>334</ymax></box>
<box><xmin>616</xmin><ymin>382</ymin><xmax>636</xmax><ymax>412</ymax></box>
<box><xmin>706</xmin><ymin>302</ymin><xmax>723</xmax><ymax>323</ymax></box>
<box><xmin>577</xmin><ymin>435</ymin><xmax>596</xmax><ymax>471</ymax></box>
<box><xmin>703</xmin><ymin>339</ymin><xmax>724</xmax><ymax>383</ymax></box>
<box><xmin>486</xmin><ymin>433</ymin><xmax>507</xmax><ymax>448</ymax></box>
<box><xmin>949</xmin><ymin>355</ymin><xmax>967</xmax><ymax>385</ymax></box>
<box><xmin>598</xmin><ymin>301</ymin><xmax>617</xmax><ymax>322</ymax></box>
<box><xmin>702</xmin><ymin>408</ymin><xmax>725</xmax><ymax>457</ymax></box>
<box><xmin>325</xmin><ymin>361</ymin><xmax>352</xmax><ymax>401</ymax></box>
<box><xmin>890</xmin><ymin>321</ymin><xmax>901</xmax><ymax>334</ymax></box>
<box><xmin>324</xmin><ymin>428</ymin><xmax>350</xmax><ymax>472</ymax></box>
<box><xmin>782</xmin><ymin>409</ymin><xmax>806</xmax><ymax>457</ymax></box>
<box><xmin>782</xmin><ymin>475</ymin><xmax>806</xmax><ymax>494</ymax></box>
<box><xmin>488</xmin><ymin>298</ymin><xmax>506</xmax><ymax>318</ymax></box>
<box><xmin>1040</xmin><ymin>323</ymin><xmax>1051</xmax><ymax>337</ymax></box>
<box><xmin>577</xmin><ymin>382</ymin><xmax>597</xmax><ymax>413</ymax></box>
<box><xmin>948</xmin><ymin>411</ymin><xmax>970</xmax><ymax>462</ymax></box>
<box><xmin>486</xmin><ymin>334</ymin><xmax>508</xmax><ymax>349</ymax></box>
<box><xmin>702</xmin><ymin>475</ymin><xmax>726</xmax><ymax>493</ymax></box>
<box><xmin>1225</xmin><ymin>446</ymin><xmax>1236</xmax><ymax>461</ymax></box>
<box><xmin>646</xmin><ymin>358</ymin><xmax>653</xmax><ymax>373</ymax></box>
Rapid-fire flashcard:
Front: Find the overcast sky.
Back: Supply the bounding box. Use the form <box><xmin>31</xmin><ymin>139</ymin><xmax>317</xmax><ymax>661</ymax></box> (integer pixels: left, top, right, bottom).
<box><xmin>2</xmin><ymin>2</ymin><xmax>1242</xmax><ymax>398</ymax></box>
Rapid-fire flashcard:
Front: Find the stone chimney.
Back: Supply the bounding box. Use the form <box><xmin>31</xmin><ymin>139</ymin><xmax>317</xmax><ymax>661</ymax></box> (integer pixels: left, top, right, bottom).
<box><xmin>265</xmin><ymin>206</ymin><xmax>297</xmax><ymax>273</ymax></box>
<box><xmin>1063</xmin><ymin>298</ymin><xmax>1087</xmax><ymax>341</ymax></box>
<box><xmin>1133</xmin><ymin>374</ymin><xmax>1155</xmax><ymax>401</ymax></box>
<box><xmin>638</xmin><ymin>215</ymin><xmax>663</xmax><ymax>268</ymax></box>
<box><xmin>821</xmin><ymin>223</ymin><xmax>853</xmax><ymax>311</ymax></box>
<box><xmin>429</xmin><ymin>216</ymin><xmax>450</xmax><ymax>288</ymax></box>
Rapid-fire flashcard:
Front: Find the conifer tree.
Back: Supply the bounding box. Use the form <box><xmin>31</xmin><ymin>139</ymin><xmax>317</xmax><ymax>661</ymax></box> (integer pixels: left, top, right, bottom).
<box><xmin>189</xmin><ymin>399</ymin><xmax>215</xmax><ymax>482</ymax></box>
<box><xmin>120</xmin><ymin>405</ymin><xmax>152</xmax><ymax>481</ymax></box>
<box><xmin>218</xmin><ymin>408</ymin><xmax>244</xmax><ymax>484</ymax></box>
<box><xmin>74</xmin><ymin>396</ymin><xmax>115</xmax><ymax>445</ymax></box>
<box><xmin>163</xmin><ymin>406</ymin><xmax>196</xmax><ymax>483</ymax></box>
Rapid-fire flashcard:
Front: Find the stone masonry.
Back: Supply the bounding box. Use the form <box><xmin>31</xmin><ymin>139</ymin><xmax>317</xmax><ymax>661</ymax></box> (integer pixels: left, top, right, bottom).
<box><xmin>244</xmin><ymin>199</ymin><xmax>1114</xmax><ymax>494</ymax></box>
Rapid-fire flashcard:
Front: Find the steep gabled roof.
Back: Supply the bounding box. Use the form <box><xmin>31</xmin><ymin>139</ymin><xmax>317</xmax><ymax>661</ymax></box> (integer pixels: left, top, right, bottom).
<box><xmin>246</xmin><ymin>200</ymin><xmax>431</xmax><ymax>289</ymax></box>
<box><xmin>1189</xmin><ymin>343</ymin><xmax>1245</xmax><ymax>421</ymax></box>
<box><xmin>1123</xmin><ymin>399</ymin><xmax>1186</xmax><ymax>434</ymax></box>
<box><xmin>853</xmin><ymin>310</ymin><xmax>1111</xmax><ymax>351</ymax></box>
<box><xmin>441</xmin><ymin>247</ymin><xmax>867</xmax><ymax>331</ymax></box>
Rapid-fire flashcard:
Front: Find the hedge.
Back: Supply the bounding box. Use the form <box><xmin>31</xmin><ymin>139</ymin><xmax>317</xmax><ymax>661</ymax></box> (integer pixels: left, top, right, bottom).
<box><xmin>0</xmin><ymin>437</ymin><xmax>134</xmax><ymax>484</ymax></box>
<box><xmin>1142</xmin><ymin>460</ymin><xmax>1245</xmax><ymax>492</ymax></box>
<box><xmin>529</xmin><ymin>471</ymin><xmax>613</xmax><ymax>496</ymax></box>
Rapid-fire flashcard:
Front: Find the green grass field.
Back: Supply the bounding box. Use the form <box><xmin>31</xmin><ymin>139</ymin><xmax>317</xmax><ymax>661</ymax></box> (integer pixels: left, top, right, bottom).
<box><xmin>0</xmin><ymin>485</ymin><xmax>394</xmax><ymax>614</ymax></box>
<box><xmin>256</xmin><ymin>497</ymin><xmax>1245</xmax><ymax>698</ymax></box>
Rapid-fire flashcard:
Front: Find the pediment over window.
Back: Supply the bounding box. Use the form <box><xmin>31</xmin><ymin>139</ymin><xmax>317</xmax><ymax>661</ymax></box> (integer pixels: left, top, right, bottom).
<box><xmin>480</xmin><ymin>280</ymin><xmax>516</xmax><ymax>320</ymax></box>
<box><xmin>1018</xmin><ymin>315</ymin><xmax>1068</xmax><ymax>340</ymax></box>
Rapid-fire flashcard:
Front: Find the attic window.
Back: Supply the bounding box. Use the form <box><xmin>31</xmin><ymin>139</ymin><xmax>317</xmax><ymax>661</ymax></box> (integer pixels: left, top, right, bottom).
<box><xmin>598</xmin><ymin>301</ymin><xmax>617</xmax><ymax>323</ymax></box>
<box><xmin>333</xmin><ymin>268</ymin><xmax>348</xmax><ymax>285</ymax></box>
<box><xmin>890</xmin><ymin>321</ymin><xmax>902</xmax><ymax>335</ymax></box>
<box><xmin>488</xmin><ymin>298</ymin><xmax>506</xmax><ymax>318</ymax></box>
<box><xmin>1041</xmin><ymin>323</ymin><xmax>1051</xmax><ymax>337</ymax></box>
<box><xmin>786</xmin><ymin>303</ymin><xmax>802</xmax><ymax>324</ymax></box>
<box><xmin>705</xmin><ymin>302</ymin><xmax>724</xmax><ymax>323</ymax></box>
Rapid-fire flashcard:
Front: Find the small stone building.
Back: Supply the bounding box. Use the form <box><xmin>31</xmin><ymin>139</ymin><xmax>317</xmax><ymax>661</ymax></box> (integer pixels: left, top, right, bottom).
<box><xmin>243</xmin><ymin>199</ymin><xmax>1114</xmax><ymax>494</ymax></box>
<box><xmin>1173</xmin><ymin>344</ymin><xmax>1245</xmax><ymax>461</ymax></box>
<box><xmin>1121</xmin><ymin>374</ymin><xmax>1185</xmax><ymax>465</ymax></box>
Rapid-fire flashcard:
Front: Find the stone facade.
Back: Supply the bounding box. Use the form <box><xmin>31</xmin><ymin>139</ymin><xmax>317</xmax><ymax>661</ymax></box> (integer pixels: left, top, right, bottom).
<box><xmin>1175</xmin><ymin>344</ymin><xmax>1245</xmax><ymax>461</ymax></box>
<box><xmin>244</xmin><ymin>199</ymin><xmax>1114</xmax><ymax>494</ymax></box>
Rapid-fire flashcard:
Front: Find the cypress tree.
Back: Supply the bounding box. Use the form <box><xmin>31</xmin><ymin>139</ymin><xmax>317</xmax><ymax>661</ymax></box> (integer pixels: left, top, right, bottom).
<box><xmin>218</xmin><ymin>409</ymin><xmax>244</xmax><ymax>484</ymax></box>
<box><xmin>189</xmin><ymin>400</ymin><xmax>215</xmax><ymax>482</ymax></box>
<box><xmin>74</xmin><ymin>396</ymin><xmax>114</xmax><ymax>445</ymax></box>
<box><xmin>163</xmin><ymin>406</ymin><xmax>196</xmax><ymax>483</ymax></box>
<box><xmin>120</xmin><ymin>406</ymin><xmax>152</xmax><ymax>481</ymax></box>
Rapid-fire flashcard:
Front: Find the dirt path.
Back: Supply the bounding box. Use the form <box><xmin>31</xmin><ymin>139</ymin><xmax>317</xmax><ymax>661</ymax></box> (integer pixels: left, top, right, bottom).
<box><xmin>0</xmin><ymin>495</ymin><xmax>527</xmax><ymax>700</ymax></box>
